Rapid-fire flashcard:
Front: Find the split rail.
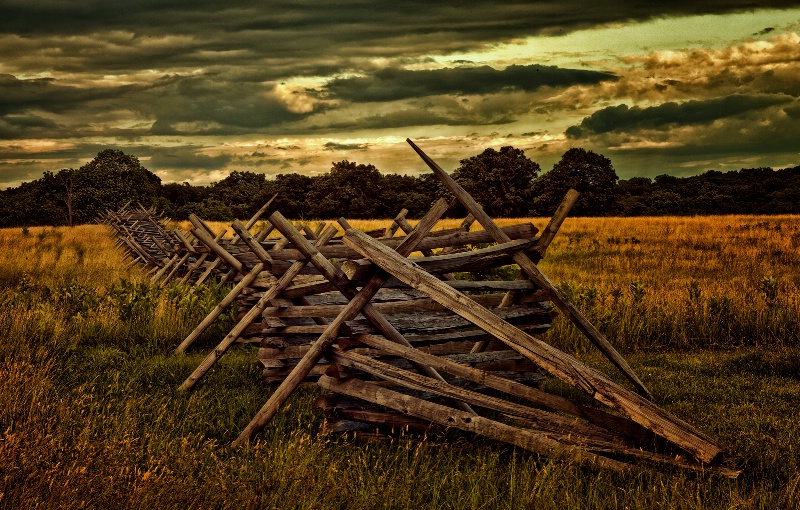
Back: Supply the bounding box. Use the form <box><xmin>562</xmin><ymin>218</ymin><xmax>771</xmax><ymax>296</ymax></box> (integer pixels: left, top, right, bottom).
<box><xmin>103</xmin><ymin>140</ymin><xmax>736</xmax><ymax>476</ymax></box>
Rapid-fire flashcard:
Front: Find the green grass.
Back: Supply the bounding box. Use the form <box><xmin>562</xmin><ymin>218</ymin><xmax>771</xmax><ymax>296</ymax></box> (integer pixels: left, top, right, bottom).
<box><xmin>1</xmin><ymin>221</ymin><xmax>800</xmax><ymax>508</ymax></box>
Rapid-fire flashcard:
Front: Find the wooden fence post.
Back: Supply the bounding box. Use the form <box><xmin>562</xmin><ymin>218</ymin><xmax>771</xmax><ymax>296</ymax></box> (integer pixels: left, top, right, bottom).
<box><xmin>407</xmin><ymin>138</ymin><xmax>650</xmax><ymax>399</ymax></box>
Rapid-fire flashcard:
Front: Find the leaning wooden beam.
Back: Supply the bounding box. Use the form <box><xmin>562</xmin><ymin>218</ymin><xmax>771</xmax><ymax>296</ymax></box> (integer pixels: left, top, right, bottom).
<box><xmin>174</xmin><ymin>229</ymin><xmax>196</xmax><ymax>253</ymax></box>
<box><xmin>221</xmin><ymin>219</ymin><xmax>278</xmax><ymax>284</ymax></box>
<box><xmin>151</xmin><ymin>254</ymin><xmax>180</xmax><ymax>283</ymax></box>
<box><xmin>471</xmin><ymin>189</ymin><xmax>580</xmax><ymax>354</ymax></box>
<box><xmin>317</xmin><ymin>375</ymin><xmax>629</xmax><ymax>472</ymax></box>
<box><xmin>178</xmin><ymin>225</ymin><xmax>340</xmax><ymax>391</ymax></box>
<box><xmin>174</xmin><ymin>262</ymin><xmax>265</xmax><ymax>353</ymax></box>
<box><xmin>255</xmin><ymin>222</ymin><xmax>276</xmax><ymax>243</ymax></box>
<box><xmin>196</xmin><ymin>196</ymin><xmax>278</xmax><ymax>285</ymax></box>
<box><xmin>260</xmin><ymin>293</ymin><xmax>509</xmax><ymax>318</ymax></box>
<box><xmin>331</xmin><ymin>348</ymin><xmax>626</xmax><ymax>444</ymax></box>
<box><xmin>171</xmin><ymin>219</ymin><xmax>278</xmax><ymax>353</ymax></box>
<box><xmin>407</xmin><ymin>138</ymin><xmax>650</xmax><ymax>399</ymax></box>
<box><xmin>162</xmin><ymin>252</ymin><xmax>192</xmax><ymax>284</ymax></box>
<box><xmin>351</xmin><ymin>333</ymin><xmax>651</xmax><ymax>441</ymax></box>
<box><xmin>230</xmin><ymin>220</ymin><xmax>275</xmax><ymax>266</ymax></box>
<box><xmin>330</xmin><ymin>357</ymin><xmax>726</xmax><ymax>474</ymax></box>
<box><xmin>262</xmin><ymin>222</ymin><xmax>538</xmax><ymax>262</ymax></box>
<box><xmin>332</xmin><ymin>218</ymin><xmax>485</xmax><ymax>414</ymax></box>
<box><xmin>272</xmin><ymin>276</ymin><xmax>543</xmax><ymax>300</ymax></box>
<box><xmin>384</xmin><ymin>208</ymin><xmax>408</xmax><ymax>238</ymax></box>
<box><xmin>342</xmin><ymin>228</ymin><xmax>724</xmax><ymax>464</ymax></box>
<box><xmin>190</xmin><ymin>221</ymin><xmax>246</xmax><ymax>276</ymax></box>
<box><xmin>341</xmin><ymin>238</ymin><xmax>538</xmax><ymax>281</ymax></box>
<box><xmin>233</xmin><ymin>199</ymin><xmax>470</xmax><ymax>445</ymax></box>
<box><xmin>395</xmin><ymin>215</ymin><xmax>456</xmax><ymax>281</ymax></box>
<box><xmin>246</xmin><ymin>194</ymin><xmax>278</xmax><ymax>230</ymax></box>
<box><xmin>257</xmin><ymin>304</ymin><xmax>551</xmax><ymax>337</ymax></box>
<box><xmin>273</xmin><ymin>222</ymin><xmax>304</xmax><ymax>250</ymax></box>
<box><xmin>181</xmin><ymin>251</ymin><xmax>211</xmax><ymax>286</ymax></box>
<box><xmin>438</xmin><ymin>214</ymin><xmax>475</xmax><ymax>256</ymax></box>
<box><xmin>192</xmin><ymin>228</ymin><xmax>230</xmax><ymax>287</ymax></box>
<box><xmin>494</xmin><ymin>189</ymin><xmax>579</xmax><ymax>312</ymax></box>
<box><xmin>189</xmin><ymin>213</ymin><xmax>220</xmax><ymax>240</ymax></box>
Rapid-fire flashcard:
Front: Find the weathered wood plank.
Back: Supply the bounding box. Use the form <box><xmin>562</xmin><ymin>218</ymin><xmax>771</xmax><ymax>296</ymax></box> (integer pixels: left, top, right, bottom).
<box><xmin>256</xmin><ymin>276</ymin><xmax>545</xmax><ymax>296</ymax></box>
<box><xmin>331</xmin><ymin>349</ymin><xmax>627</xmax><ymax>445</ymax></box>
<box><xmin>260</xmin><ymin>295</ymin><xmax>532</xmax><ymax>319</ymax></box>
<box><xmin>175</xmin><ymin>262</ymin><xmax>265</xmax><ymax>353</ymax></box>
<box><xmin>341</xmin><ymin>238</ymin><xmax>537</xmax><ymax>280</ymax></box>
<box><xmin>262</xmin><ymin>222</ymin><xmax>539</xmax><ymax>261</ymax></box>
<box><xmin>317</xmin><ymin>375</ymin><xmax>629</xmax><ymax>471</ymax></box>
<box><xmin>351</xmin><ymin>333</ymin><xmax>651</xmax><ymax>442</ymax></box>
<box><xmin>233</xmin><ymin>198</ymin><xmax>460</xmax><ymax>445</ymax></box>
<box><xmin>342</xmin><ymin>226</ymin><xmax>724</xmax><ymax>464</ymax></box>
<box><xmin>178</xmin><ymin>225</ymin><xmax>339</xmax><ymax>391</ymax></box>
<box><xmin>407</xmin><ymin>138</ymin><xmax>650</xmax><ymax>398</ymax></box>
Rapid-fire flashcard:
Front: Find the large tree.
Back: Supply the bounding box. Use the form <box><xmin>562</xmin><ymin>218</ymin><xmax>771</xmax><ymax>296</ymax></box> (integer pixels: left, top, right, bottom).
<box><xmin>531</xmin><ymin>148</ymin><xmax>619</xmax><ymax>216</ymax></box>
<box><xmin>307</xmin><ymin>161</ymin><xmax>387</xmax><ymax>219</ymax></box>
<box><xmin>451</xmin><ymin>146</ymin><xmax>540</xmax><ymax>217</ymax></box>
<box><xmin>71</xmin><ymin>149</ymin><xmax>162</xmax><ymax>223</ymax></box>
<box><xmin>0</xmin><ymin>149</ymin><xmax>162</xmax><ymax>226</ymax></box>
<box><xmin>208</xmin><ymin>170</ymin><xmax>272</xmax><ymax>219</ymax></box>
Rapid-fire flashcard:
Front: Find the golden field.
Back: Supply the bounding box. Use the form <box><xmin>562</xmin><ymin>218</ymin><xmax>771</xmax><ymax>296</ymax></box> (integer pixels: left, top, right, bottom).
<box><xmin>1</xmin><ymin>215</ymin><xmax>799</xmax><ymax>509</ymax></box>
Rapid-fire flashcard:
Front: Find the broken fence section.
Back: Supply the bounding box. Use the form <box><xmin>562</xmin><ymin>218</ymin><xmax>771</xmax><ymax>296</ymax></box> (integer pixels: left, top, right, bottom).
<box><xmin>103</xmin><ymin>142</ymin><xmax>736</xmax><ymax>477</ymax></box>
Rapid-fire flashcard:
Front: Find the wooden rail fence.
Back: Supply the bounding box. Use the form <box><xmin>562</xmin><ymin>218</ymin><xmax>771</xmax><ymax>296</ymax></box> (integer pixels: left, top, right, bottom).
<box><xmin>101</xmin><ymin>141</ymin><xmax>736</xmax><ymax>477</ymax></box>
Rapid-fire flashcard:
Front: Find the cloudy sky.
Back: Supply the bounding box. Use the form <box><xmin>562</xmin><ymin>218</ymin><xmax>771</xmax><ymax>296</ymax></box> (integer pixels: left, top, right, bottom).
<box><xmin>2</xmin><ymin>1</ymin><xmax>800</xmax><ymax>189</ymax></box>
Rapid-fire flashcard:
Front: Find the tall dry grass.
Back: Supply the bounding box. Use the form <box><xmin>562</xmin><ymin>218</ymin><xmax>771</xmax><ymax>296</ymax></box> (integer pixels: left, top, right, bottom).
<box><xmin>1</xmin><ymin>217</ymin><xmax>799</xmax><ymax>508</ymax></box>
<box><xmin>532</xmin><ymin>215</ymin><xmax>800</xmax><ymax>352</ymax></box>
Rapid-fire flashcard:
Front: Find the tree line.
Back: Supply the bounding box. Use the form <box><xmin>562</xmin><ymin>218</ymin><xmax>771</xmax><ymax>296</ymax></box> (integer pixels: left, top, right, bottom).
<box><xmin>1</xmin><ymin>147</ymin><xmax>798</xmax><ymax>227</ymax></box>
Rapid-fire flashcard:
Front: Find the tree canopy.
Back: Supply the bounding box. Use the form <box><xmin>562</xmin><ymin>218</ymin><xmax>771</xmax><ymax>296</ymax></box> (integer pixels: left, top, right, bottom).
<box><xmin>452</xmin><ymin>146</ymin><xmax>540</xmax><ymax>217</ymax></box>
<box><xmin>531</xmin><ymin>148</ymin><xmax>619</xmax><ymax>216</ymax></box>
<box><xmin>1</xmin><ymin>146</ymin><xmax>798</xmax><ymax>227</ymax></box>
<box><xmin>0</xmin><ymin>149</ymin><xmax>161</xmax><ymax>226</ymax></box>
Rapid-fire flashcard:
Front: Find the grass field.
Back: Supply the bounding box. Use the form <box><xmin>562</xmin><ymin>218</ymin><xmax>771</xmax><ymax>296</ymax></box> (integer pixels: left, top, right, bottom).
<box><xmin>1</xmin><ymin>215</ymin><xmax>799</xmax><ymax>509</ymax></box>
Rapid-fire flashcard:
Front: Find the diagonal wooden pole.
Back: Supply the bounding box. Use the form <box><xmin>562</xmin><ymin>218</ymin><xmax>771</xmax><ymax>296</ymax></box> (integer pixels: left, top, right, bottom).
<box><xmin>174</xmin><ymin>262</ymin><xmax>265</xmax><ymax>353</ymax></box>
<box><xmin>233</xmin><ymin>199</ymin><xmax>472</xmax><ymax>445</ymax></box>
<box><xmin>175</xmin><ymin>218</ymin><xmax>285</xmax><ymax>354</ymax></box>
<box><xmin>190</xmin><ymin>196</ymin><xmax>277</xmax><ymax>285</ymax></box>
<box><xmin>352</xmin><ymin>333</ymin><xmax>652</xmax><ymax>441</ymax></box>
<box><xmin>342</xmin><ymin>227</ymin><xmax>723</xmax><ymax>464</ymax></box>
<box><xmin>178</xmin><ymin>224</ymin><xmax>339</xmax><ymax>391</ymax></box>
<box><xmin>407</xmin><ymin>138</ymin><xmax>650</xmax><ymax>398</ymax></box>
<box><xmin>471</xmin><ymin>188</ymin><xmax>579</xmax><ymax>353</ymax></box>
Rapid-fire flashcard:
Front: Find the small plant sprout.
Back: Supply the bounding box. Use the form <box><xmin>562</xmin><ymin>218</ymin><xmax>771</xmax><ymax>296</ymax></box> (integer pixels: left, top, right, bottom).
<box><xmin>629</xmin><ymin>280</ymin><xmax>646</xmax><ymax>304</ymax></box>
<box><xmin>758</xmin><ymin>276</ymin><xmax>779</xmax><ymax>307</ymax></box>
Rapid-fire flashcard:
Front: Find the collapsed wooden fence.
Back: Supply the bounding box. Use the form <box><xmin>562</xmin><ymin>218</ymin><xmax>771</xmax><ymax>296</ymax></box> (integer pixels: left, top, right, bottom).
<box><xmin>101</xmin><ymin>139</ymin><xmax>737</xmax><ymax>476</ymax></box>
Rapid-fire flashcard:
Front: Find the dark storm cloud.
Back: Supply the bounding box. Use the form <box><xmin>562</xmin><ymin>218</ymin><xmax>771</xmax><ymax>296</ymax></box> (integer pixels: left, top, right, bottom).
<box><xmin>323</xmin><ymin>65</ymin><xmax>616</xmax><ymax>102</ymax></box>
<box><xmin>312</xmin><ymin>108</ymin><xmax>511</xmax><ymax>133</ymax></box>
<box><xmin>4</xmin><ymin>1</ymin><xmax>798</xmax><ymax>39</ymax></box>
<box><xmin>139</xmin><ymin>75</ymin><xmax>315</xmax><ymax>135</ymax></box>
<box><xmin>2</xmin><ymin>1</ymin><xmax>800</xmax><ymax>188</ymax></box>
<box><xmin>0</xmin><ymin>72</ymin><xmax>314</xmax><ymax>141</ymax></box>
<box><xmin>146</xmin><ymin>147</ymin><xmax>233</xmax><ymax>170</ymax></box>
<box><xmin>297</xmin><ymin>91</ymin><xmax>548</xmax><ymax>133</ymax></box>
<box><xmin>3</xmin><ymin>2</ymin><xmax>799</xmax><ymax>77</ymax></box>
<box><xmin>0</xmin><ymin>74</ymin><xmax>137</xmax><ymax>115</ymax></box>
<box><xmin>324</xmin><ymin>142</ymin><xmax>369</xmax><ymax>151</ymax></box>
<box><xmin>0</xmin><ymin>115</ymin><xmax>60</xmax><ymax>139</ymax></box>
<box><xmin>566</xmin><ymin>94</ymin><xmax>792</xmax><ymax>138</ymax></box>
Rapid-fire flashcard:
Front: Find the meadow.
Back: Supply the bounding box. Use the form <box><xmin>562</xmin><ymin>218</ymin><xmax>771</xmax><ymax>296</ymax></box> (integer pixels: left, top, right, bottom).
<box><xmin>1</xmin><ymin>215</ymin><xmax>799</xmax><ymax>509</ymax></box>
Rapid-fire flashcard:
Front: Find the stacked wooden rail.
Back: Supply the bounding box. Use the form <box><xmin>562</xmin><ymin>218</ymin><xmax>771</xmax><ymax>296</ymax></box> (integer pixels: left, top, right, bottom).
<box><xmin>100</xmin><ymin>202</ymin><xmax>181</xmax><ymax>275</ymax></box>
<box><xmin>100</xmin><ymin>197</ymin><xmax>278</xmax><ymax>287</ymax></box>
<box><xmin>102</xmin><ymin>142</ymin><xmax>735</xmax><ymax>476</ymax></box>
